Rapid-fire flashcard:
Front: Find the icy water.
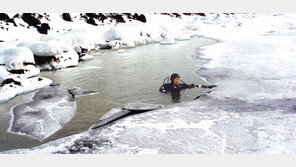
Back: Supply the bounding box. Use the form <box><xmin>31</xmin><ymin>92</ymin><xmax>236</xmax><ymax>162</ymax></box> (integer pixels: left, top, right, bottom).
<box><xmin>0</xmin><ymin>36</ymin><xmax>217</xmax><ymax>152</ymax></box>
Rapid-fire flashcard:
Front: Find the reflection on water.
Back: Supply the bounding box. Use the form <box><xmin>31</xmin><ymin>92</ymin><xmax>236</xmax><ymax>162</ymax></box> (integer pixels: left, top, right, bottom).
<box><xmin>0</xmin><ymin>36</ymin><xmax>216</xmax><ymax>152</ymax></box>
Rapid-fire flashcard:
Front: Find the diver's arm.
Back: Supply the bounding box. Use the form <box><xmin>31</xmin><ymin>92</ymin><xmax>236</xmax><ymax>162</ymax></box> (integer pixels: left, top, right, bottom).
<box><xmin>181</xmin><ymin>83</ymin><xmax>195</xmax><ymax>89</ymax></box>
<box><xmin>159</xmin><ymin>84</ymin><xmax>170</xmax><ymax>93</ymax></box>
<box><xmin>196</xmin><ymin>84</ymin><xmax>217</xmax><ymax>89</ymax></box>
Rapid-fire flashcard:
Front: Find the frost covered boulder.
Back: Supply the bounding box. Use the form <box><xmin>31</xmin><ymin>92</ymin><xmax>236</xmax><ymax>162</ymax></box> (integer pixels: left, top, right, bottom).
<box><xmin>0</xmin><ymin>47</ymin><xmax>40</xmax><ymax>77</ymax></box>
<box><xmin>0</xmin><ymin>47</ymin><xmax>52</xmax><ymax>103</ymax></box>
<box><xmin>73</xmin><ymin>46</ymin><xmax>94</xmax><ymax>61</ymax></box>
<box><xmin>160</xmin><ymin>34</ymin><xmax>176</xmax><ymax>44</ymax></box>
<box><xmin>9</xmin><ymin>84</ymin><xmax>77</xmax><ymax>141</ymax></box>
<box><xmin>24</xmin><ymin>41</ymin><xmax>79</xmax><ymax>70</ymax></box>
<box><xmin>79</xmin><ymin>54</ymin><xmax>94</xmax><ymax>61</ymax></box>
<box><xmin>100</xmin><ymin>26</ymin><xmax>149</xmax><ymax>49</ymax></box>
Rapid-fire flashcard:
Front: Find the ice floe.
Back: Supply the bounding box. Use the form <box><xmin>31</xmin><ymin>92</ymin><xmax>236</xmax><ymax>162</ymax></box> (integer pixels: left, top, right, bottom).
<box><xmin>8</xmin><ymin>84</ymin><xmax>77</xmax><ymax>141</ymax></box>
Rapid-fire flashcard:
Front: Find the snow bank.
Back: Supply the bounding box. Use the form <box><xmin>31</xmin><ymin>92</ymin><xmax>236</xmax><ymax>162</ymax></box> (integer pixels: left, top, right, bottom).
<box><xmin>22</xmin><ymin>41</ymin><xmax>79</xmax><ymax>70</ymax></box>
<box><xmin>1</xmin><ymin>13</ymin><xmax>200</xmax><ymax>53</ymax></box>
<box><xmin>0</xmin><ymin>13</ymin><xmax>203</xmax><ymax>76</ymax></box>
<box><xmin>0</xmin><ymin>47</ymin><xmax>52</xmax><ymax>103</ymax></box>
<box><xmin>0</xmin><ymin>47</ymin><xmax>39</xmax><ymax>77</ymax></box>
<box><xmin>159</xmin><ymin>34</ymin><xmax>176</xmax><ymax>44</ymax></box>
<box><xmin>0</xmin><ymin>75</ymin><xmax>52</xmax><ymax>103</ymax></box>
<box><xmin>27</xmin><ymin>41</ymin><xmax>71</xmax><ymax>56</ymax></box>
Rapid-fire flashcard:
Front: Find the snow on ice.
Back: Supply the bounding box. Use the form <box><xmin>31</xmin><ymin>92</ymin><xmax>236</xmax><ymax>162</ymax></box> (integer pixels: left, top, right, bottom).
<box><xmin>91</xmin><ymin>102</ymin><xmax>164</xmax><ymax>129</ymax></box>
<box><xmin>8</xmin><ymin>84</ymin><xmax>77</xmax><ymax>141</ymax></box>
<box><xmin>3</xmin><ymin>97</ymin><xmax>296</xmax><ymax>154</ymax></box>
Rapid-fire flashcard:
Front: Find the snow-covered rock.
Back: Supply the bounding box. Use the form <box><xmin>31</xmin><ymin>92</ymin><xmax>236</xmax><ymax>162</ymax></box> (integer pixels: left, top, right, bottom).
<box><xmin>159</xmin><ymin>34</ymin><xmax>176</xmax><ymax>44</ymax></box>
<box><xmin>0</xmin><ymin>46</ymin><xmax>52</xmax><ymax>103</ymax></box>
<box><xmin>28</xmin><ymin>41</ymin><xmax>71</xmax><ymax>56</ymax></box>
<box><xmin>79</xmin><ymin>54</ymin><xmax>94</xmax><ymax>61</ymax></box>
<box><xmin>0</xmin><ymin>75</ymin><xmax>52</xmax><ymax>103</ymax></box>
<box><xmin>8</xmin><ymin>84</ymin><xmax>77</xmax><ymax>141</ymax></box>
<box><xmin>28</xmin><ymin>41</ymin><xmax>79</xmax><ymax>70</ymax></box>
<box><xmin>0</xmin><ymin>47</ymin><xmax>39</xmax><ymax>77</ymax></box>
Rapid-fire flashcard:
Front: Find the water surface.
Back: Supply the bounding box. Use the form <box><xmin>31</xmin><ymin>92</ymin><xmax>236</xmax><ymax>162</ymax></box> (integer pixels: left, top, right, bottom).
<box><xmin>0</xmin><ymin>36</ymin><xmax>217</xmax><ymax>152</ymax></box>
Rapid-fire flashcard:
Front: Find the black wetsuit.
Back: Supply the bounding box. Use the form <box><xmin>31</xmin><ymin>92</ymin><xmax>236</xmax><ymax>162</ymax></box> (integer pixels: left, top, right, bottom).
<box><xmin>159</xmin><ymin>82</ymin><xmax>194</xmax><ymax>93</ymax></box>
<box><xmin>159</xmin><ymin>82</ymin><xmax>194</xmax><ymax>102</ymax></box>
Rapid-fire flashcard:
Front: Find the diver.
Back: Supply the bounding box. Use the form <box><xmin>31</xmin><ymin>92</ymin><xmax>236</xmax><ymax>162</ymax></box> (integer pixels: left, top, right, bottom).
<box><xmin>159</xmin><ymin>73</ymin><xmax>216</xmax><ymax>102</ymax></box>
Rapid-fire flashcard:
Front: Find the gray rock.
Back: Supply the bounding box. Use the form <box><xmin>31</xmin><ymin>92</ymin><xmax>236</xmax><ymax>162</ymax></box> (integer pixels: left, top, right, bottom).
<box><xmin>91</xmin><ymin>102</ymin><xmax>163</xmax><ymax>129</ymax></box>
<box><xmin>68</xmin><ymin>87</ymin><xmax>98</xmax><ymax>97</ymax></box>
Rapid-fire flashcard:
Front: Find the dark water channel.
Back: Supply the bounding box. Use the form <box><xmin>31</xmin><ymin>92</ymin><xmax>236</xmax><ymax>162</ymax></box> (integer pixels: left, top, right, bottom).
<box><xmin>0</xmin><ymin>36</ymin><xmax>217</xmax><ymax>152</ymax></box>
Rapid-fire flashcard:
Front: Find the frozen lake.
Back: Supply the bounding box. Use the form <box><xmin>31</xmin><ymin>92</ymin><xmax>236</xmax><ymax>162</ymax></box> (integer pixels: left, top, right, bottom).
<box><xmin>0</xmin><ymin>36</ymin><xmax>217</xmax><ymax>152</ymax></box>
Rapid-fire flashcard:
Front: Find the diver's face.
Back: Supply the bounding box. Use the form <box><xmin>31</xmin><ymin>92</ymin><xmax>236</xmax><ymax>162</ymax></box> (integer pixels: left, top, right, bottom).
<box><xmin>173</xmin><ymin>78</ymin><xmax>180</xmax><ymax>86</ymax></box>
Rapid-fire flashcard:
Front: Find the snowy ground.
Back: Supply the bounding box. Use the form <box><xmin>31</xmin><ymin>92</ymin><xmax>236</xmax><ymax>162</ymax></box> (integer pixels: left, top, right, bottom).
<box><xmin>2</xmin><ymin>13</ymin><xmax>296</xmax><ymax>154</ymax></box>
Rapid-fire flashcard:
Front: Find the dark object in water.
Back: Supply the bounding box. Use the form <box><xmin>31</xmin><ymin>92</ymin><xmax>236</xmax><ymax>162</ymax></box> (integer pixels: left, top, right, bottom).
<box><xmin>91</xmin><ymin>102</ymin><xmax>163</xmax><ymax>129</ymax></box>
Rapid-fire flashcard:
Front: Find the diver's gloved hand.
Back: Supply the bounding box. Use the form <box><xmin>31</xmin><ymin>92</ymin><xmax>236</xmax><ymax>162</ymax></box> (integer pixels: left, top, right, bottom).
<box><xmin>189</xmin><ymin>84</ymin><xmax>194</xmax><ymax>88</ymax></box>
<box><xmin>208</xmin><ymin>85</ymin><xmax>217</xmax><ymax>89</ymax></box>
<box><xmin>200</xmin><ymin>85</ymin><xmax>217</xmax><ymax>89</ymax></box>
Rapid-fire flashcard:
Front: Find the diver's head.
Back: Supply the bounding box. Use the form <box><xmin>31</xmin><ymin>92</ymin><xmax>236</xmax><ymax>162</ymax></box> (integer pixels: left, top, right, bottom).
<box><xmin>170</xmin><ymin>73</ymin><xmax>180</xmax><ymax>86</ymax></box>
